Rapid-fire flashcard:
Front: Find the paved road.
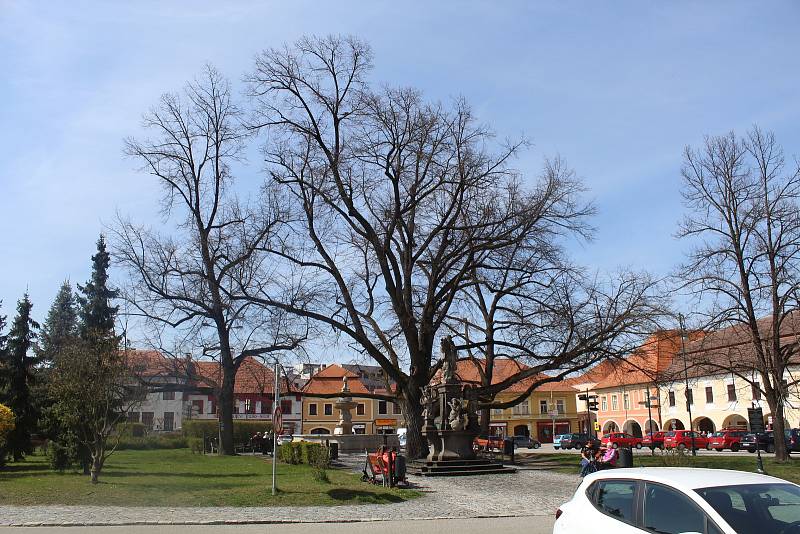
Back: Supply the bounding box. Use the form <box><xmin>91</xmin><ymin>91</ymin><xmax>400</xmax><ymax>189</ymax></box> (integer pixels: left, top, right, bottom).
<box><xmin>525</xmin><ymin>443</ymin><xmax>784</xmax><ymax>457</ymax></box>
<box><xmin>0</xmin><ymin>517</ymin><xmax>556</xmax><ymax>534</ymax></box>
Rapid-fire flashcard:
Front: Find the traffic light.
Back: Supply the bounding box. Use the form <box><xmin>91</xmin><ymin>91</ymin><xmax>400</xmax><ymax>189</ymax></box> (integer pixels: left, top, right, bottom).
<box><xmin>588</xmin><ymin>397</ymin><xmax>599</xmax><ymax>411</ymax></box>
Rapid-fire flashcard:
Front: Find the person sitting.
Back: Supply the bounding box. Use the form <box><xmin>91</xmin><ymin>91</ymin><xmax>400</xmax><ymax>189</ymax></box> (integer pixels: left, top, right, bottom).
<box><xmin>596</xmin><ymin>447</ymin><xmax>618</xmax><ymax>470</ymax></box>
<box><xmin>579</xmin><ymin>441</ymin><xmax>599</xmax><ymax>477</ymax></box>
<box><xmin>390</xmin><ymin>446</ymin><xmax>407</xmax><ymax>485</ymax></box>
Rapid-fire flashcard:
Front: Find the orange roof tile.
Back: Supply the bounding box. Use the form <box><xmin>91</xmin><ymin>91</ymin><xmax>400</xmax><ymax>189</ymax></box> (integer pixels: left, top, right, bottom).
<box><xmin>303</xmin><ymin>364</ymin><xmax>371</xmax><ymax>395</ymax></box>
<box><xmin>452</xmin><ymin>359</ymin><xmax>576</xmax><ymax>393</ymax></box>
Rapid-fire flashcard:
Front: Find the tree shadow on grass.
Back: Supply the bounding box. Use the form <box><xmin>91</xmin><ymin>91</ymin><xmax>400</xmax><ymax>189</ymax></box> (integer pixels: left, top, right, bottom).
<box><xmin>103</xmin><ymin>471</ymin><xmax>258</xmax><ymax>479</ymax></box>
<box><xmin>0</xmin><ymin>463</ymin><xmax>51</xmax><ymax>474</ymax></box>
<box><xmin>327</xmin><ymin>488</ymin><xmax>405</xmax><ymax>503</ymax></box>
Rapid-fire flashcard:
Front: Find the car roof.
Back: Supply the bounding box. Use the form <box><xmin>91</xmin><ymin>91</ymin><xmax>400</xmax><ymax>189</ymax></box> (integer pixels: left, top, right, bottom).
<box><xmin>584</xmin><ymin>467</ymin><xmax>793</xmax><ymax>490</ymax></box>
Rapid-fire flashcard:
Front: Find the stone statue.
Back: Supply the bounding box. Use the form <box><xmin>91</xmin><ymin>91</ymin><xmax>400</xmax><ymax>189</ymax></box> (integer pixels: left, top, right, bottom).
<box><xmin>342</xmin><ymin>375</ymin><xmax>350</xmax><ymax>393</ymax></box>
<box><xmin>441</xmin><ymin>336</ymin><xmax>457</xmax><ymax>384</ymax></box>
<box><xmin>448</xmin><ymin>397</ymin><xmax>468</xmax><ymax>431</ymax></box>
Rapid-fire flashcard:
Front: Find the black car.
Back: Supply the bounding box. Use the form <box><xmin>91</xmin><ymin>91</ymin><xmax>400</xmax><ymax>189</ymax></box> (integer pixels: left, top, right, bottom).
<box><xmin>559</xmin><ymin>432</ymin><xmax>601</xmax><ymax>450</ymax></box>
<box><xmin>511</xmin><ymin>435</ymin><xmax>541</xmax><ymax>449</ymax></box>
<box><xmin>741</xmin><ymin>429</ymin><xmax>800</xmax><ymax>453</ymax></box>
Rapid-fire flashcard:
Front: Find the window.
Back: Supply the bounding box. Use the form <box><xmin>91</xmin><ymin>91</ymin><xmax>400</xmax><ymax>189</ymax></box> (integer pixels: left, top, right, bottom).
<box><xmin>163</xmin><ymin>391</ymin><xmax>175</xmax><ymax>401</ymax></box>
<box><xmin>261</xmin><ymin>400</ymin><xmax>271</xmax><ymax>414</ymax></box>
<box><xmin>245</xmin><ymin>399</ymin><xmax>252</xmax><ymax>413</ymax></box>
<box><xmin>209</xmin><ymin>400</ymin><xmax>214</xmax><ymax>414</ymax></box>
<box><xmin>643</xmin><ymin>482</ymin><xmax>706</xmax><ymax>534</ymax></box>
<box><xmin>601</xmin><ymin>396</ymin><xmax>607</xmax><ymax>411</ymax></box>
<box><xmin>128</xmin><ymin>412</ymin><xmax>140</xmax><ymax>423</ymax></box>
<box><xmin>705</xmin><ymin>386</ymin><xmax>714</xmax><ymax>404</ymax></box>
<box><xmin>163</xmin><ymin>412</ymin><xmax>174</xmax><ymax>432</ymax></box>
<box><xmin>590</xmin><ymin>480</ymin><xmax>637</xmax><ymax>525</ymax></box>
<box><xmin>611</xmin><ymin>395</ymin><xmax>618</xmax><ymax>411</ymax></box>
<box><xmin>357</xmin><ymin>403</ymin><xmax>365</xmax><ymax>416</ymax></box>
<box><xmin>727</xmin><ymin>383</ymin><xmax>737</xmax><ymax>402</ymax></box>
<box><xmin>513</xmin><ymin>400</ymin><xmax>530</xmax><ymax>415</ymax></box>
<box><xmin>623</xmin><ymin>393</ymin><xmax>630</xmax><ymax>410</ymax></box>
<box><xmin>752</xmin><ymin>382</ymin><xmax>762</xmax><ymax>400</ymax></box>
<box><xmin>308</xmin><ymin>403</ymin><xmax>317</xmax><ymax>416</ymax></box>
<box><xmin>142</xmin><ymin>412</ymin><xmax>154</xmax><ymax>430</ymax></box>
<box><xmin>378</xmin><ymin>400</ymin><xmax>388</xmax><ymax>415</ymax></box>
<box><xmin>539</xmin><ymin>400</ymin><xmax>548</xmax><ymax>414</ymax></box>
<box><xmin>556</xmin><ymin>399</ymin><xmax>565</xmax><ymax>414</ymax></box>
<box><xmin>698</xmin><ymin>483</ymin><xmax>800</xmax><ymax>531</ymax></box>
<box><xmin>686</xmin><ymin>388</ymin><xmax>694</xmax><ymax>406</ymax></box>
<box><xmin>324</xmin><ymin>403</ymin><xmax>333</xmax><ymax>416</ymax></box>
<box><xmin>668</xmin><ymin>390</ymin><xmax>676</xmax><ymax>407</ymax></box>
<box><xmin>233</xmin><ymin>401</ymin><xmax>239</xmax><ymax>414</ymax></box>
<box><xmin>281</xmin><ymin>399</ymin><xmax>292</xmax><ymax>415</ymax></box>
<box><xmin>393</xmin><ymin>402</ymin><xmax>401</xmax><ymax>415</ymax></box>
<box><xmin>492</xmin><ymin>407</ymin><xmax>503</xmax><ymax>415</ymax></box>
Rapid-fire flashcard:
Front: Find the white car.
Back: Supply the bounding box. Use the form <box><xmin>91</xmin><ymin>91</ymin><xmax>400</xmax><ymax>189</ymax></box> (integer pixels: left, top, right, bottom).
<box><xmin>554</xmin><ymin>467</ymin><xmax>800</xmax><ymax>534</ymax></box>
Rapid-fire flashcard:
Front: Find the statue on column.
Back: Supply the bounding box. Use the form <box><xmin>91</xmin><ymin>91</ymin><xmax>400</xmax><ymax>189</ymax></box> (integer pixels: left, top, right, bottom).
<box><xmin>441</xmin><ymin>336</ymin><xmax>457</xmax><ymax>384</ymax></box>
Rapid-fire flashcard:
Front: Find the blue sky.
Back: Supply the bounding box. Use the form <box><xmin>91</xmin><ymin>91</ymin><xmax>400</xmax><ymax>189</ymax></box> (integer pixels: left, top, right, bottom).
<box><xmin>1</xmin><ymin>1</ymin><xmax>799</xmax><ymax>340</ymax></box>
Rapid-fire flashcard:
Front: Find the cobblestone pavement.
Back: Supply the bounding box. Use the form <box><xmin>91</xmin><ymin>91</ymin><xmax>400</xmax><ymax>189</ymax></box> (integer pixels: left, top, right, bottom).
<box><xmin>0</xmin><ymin>455</ymin><xmax>578</xmax><ymax>526</ymax></box>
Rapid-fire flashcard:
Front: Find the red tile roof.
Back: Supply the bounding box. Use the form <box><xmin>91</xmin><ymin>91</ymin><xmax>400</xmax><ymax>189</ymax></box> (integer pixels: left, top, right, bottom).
<box><xmin>303</xmin><ymin>364</ymin><xmax>371</xmax><ymax>395</ymax></box>
<box><xmin>193</xmin><ymin>357</ymin><xmax>293</xmax><ymax>395</ymax></box>
<box><xmin>452</xmin><ymin>359</ymin><xmax>577</xmax><ymax>393</ymax></box>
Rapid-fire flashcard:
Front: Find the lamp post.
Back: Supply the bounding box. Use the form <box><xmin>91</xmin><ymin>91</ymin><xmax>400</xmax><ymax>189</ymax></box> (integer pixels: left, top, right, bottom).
<box><xmin>638</xmin><ymin>391</ymin><xmax>659</xmax><ymax>456</ymax></box>
<box><xmin>272</xmin><ymin>359</ymin><xmax>280</xmax><ymax>496</ymax></box>
<box><xmin>679</xmin><ymin>314</ymin><xmax>696</xmax><ymax>457</ymax></box>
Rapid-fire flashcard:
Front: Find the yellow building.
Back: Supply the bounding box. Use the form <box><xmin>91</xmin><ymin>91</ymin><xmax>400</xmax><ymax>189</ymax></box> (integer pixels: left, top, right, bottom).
<box><xmin>453</xmin><ymin>359</ymin><xmax>581</xmax><ymax>443</ymax></box>
<box><xmin>301</xmin><ymin>364</ymin><xmax>403</xmax><ymax>435</ymax></box>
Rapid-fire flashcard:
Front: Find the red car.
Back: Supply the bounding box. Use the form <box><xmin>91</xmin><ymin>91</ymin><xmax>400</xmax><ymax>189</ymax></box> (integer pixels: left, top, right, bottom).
<box><xmin>708</xmin><ymin>429</ymin><xmax>749</xmax><ymax>452</ymax></box>
<box><xmin>663</xmin><ymin>430</ymin><xmax>709</xmax><ymax>450</ymax></box>
<box><xmin>641</xmin><ymin>431</ymin><xmax>666</xmax><ymax>450</ymax></box>
<box><xmin>600</xmin><ymin>432</ymin><xmax>642</xmax><ymax>449</ymax></box>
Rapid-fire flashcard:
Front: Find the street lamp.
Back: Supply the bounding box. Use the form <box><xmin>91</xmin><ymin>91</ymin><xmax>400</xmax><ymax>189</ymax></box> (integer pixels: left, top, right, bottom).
<box><xmin>638</xmin><ymin>392</ymin><xmax>659</xmax><ymax>456</ymax></box>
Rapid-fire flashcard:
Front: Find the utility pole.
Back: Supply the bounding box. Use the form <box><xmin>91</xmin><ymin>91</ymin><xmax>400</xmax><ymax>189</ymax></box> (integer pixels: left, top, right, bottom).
<box><xmin>679</xmin><ymin>314</ymin><xmax>696</xmax><ymax>456</ymax></box>
<box><xmin>272</xmin><ymin>359</ymin><xmax>280</xmax><ymax>496</ymax></box>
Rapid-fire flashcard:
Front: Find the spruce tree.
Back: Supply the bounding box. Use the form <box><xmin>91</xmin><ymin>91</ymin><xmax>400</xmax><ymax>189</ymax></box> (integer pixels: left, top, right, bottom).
<box><xmin>0</xmin><ymin>294</ymin><xmax>40</xmax><ymax>460</ymax></box>
<box><xmin>77</xmin><ymin>235</ymin><xmax>119</xmax><ymax>341</ymax></box>
<box><xmin>39</xmin><ymin>281</ymin><xmax>78</xmax><ymax>363</ymax></box>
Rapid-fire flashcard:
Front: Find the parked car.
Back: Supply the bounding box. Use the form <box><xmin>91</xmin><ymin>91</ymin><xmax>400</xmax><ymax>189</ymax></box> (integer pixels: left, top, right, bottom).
<box><xmin>641</xmin><ymin>431</ymin><xmax>666</xmax><ymax>450</ymax></box>
<box><xmin>510</xmin><ymin>435</ymin><xmax>541</xmax><ymax>449</ymax></box>
<box><xmin>559</xmin><ymin>433</ymin><xmax>600</xmax><ymax>450</ymax></box>
<box><xmin>554</xmin><ymin>467</ymin><xmax>800</xmax><ymax>533</ymax></box>
<box><xmin>663</xmin><ymin>430</ymin><xmax>709</xmax><ymax>451</ymax></box>
<box><xmin>708</xmin><ymin>429</ymin><xmax>749</xmax><ymax>452</ymax></box>
<box><xmin>473</xmin><ymin>434</ymin><xmax>504</xmax><ymax>451</ymax></box>
<box><xmin>600</xmin><ymin>432</ymin><xmax>642</xmax><ymax>449</ymax></box>
<box><xmin>553</xmin><ymin>433</ymin><xmax>570</xmax><ymax>450</ymax></box>
<box><xmin>741</xmin><ymin>429</ymin><xmax>800</xmax><ymax>453</ymax></box>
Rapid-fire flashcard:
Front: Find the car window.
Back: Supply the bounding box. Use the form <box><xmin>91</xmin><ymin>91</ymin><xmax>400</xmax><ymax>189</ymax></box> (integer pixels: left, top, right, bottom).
<box><xmin>592</xmin><ymin>480</ymin><xmax>638</xmax><ymax>524</ymax></box>
<box><xmin>643</xmin><ymin>482</ymin><xmax>706</xmax><ymax>534</ymax></box>
<box><xmin>697</xmin><ymin>483</ymin><xmax>800</xmax><ymax>534</ymax></box>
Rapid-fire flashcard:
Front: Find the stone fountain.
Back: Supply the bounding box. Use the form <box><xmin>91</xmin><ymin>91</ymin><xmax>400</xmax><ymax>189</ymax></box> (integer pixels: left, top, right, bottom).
<box><xmin>333</xmin><ymin>376</ymin><xmax>358</xmax><ymax>435</ymax></box>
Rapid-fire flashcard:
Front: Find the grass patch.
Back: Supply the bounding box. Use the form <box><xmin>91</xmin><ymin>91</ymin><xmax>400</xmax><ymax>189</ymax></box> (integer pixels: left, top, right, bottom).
<box><xmin>523</xmin><ymin>452</ymin><xmax>800</xmax><ymax>484</ymax></box>
<box><xmin>0</xmin><ymin>449</ymin><xmax>419</xmax><ymax>507</ymax></box>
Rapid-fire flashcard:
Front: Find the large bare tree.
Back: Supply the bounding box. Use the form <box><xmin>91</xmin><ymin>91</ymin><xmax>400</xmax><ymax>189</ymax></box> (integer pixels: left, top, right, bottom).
<box><xmin>677</xmin><ymin>126</ymin><xmax>800</xmax><ymax>461</ymax></box>
<box><xmin>244</xmin><ymin>36</ymin><xmax>659</xmax><ymax>458</ymax></box>
<box><xmin>114</xmin><ymin>66</ymin><xmax>306</xmax><ymax>455</ymax></box>
<box><xmin>446</xmin><ymin>161</ymin><xmax>658</xmax><ymax>430</ymax></box>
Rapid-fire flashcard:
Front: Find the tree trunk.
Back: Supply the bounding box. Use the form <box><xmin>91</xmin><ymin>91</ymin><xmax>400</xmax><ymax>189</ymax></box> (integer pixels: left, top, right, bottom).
<box><xmin>766</xmin><ymin>391</ymin><xmax>789</xmax><ymax>461</ymax></box>
<box><xmin>479</xmin><ymin>407</ymin><xmax>490</xmax><ymax>434</ymax></box>
<box><xmin>219</xmin><ymin>368</ymin><xmax>236</xmax><ymax>455</ymax></box>
<box><xmin>89</xmin><ymin>451</ymin><xmax>104</xmax><ymax>484</ymax></box>
<box><xmin>401</xmin><ymin>387</ymin><xmax>427</xmax><ymax>460</ymax></box>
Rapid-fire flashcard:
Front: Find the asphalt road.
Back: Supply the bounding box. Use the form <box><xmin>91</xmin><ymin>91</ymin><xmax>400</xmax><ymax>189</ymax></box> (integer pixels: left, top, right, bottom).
<box><xmin>524</xmin><ymin>443</ymin><xmax>783</xmax><ymax>457</ymax></box>
<box><xmin>0</xmin><ymin>517</ymin><xmax>556</xmax><ymax>534</ymax></box>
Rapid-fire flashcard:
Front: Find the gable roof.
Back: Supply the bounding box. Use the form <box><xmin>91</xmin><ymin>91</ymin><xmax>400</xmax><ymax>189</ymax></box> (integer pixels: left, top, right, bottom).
<box><xmin>303</xmin><ymin>364</ymin><xmax>371</xmax><ymax>396</ymax></box>
<box><xmin>453</xmin><ymin>358</ymin><xmax>577</xmax><ymax>393</ymax></box>
<box><xmin>192</xmin><ymin>357</ymin><xmax>293</xmax><ymax>395</ymax></box>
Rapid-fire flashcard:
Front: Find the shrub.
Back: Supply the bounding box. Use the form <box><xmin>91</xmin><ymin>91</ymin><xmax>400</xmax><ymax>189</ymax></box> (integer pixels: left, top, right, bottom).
<box><xmin>279</xmin><ymin>442</ymin><xmax>302</xmax><ymax>464</ymax></box>
<box><xmin>182</xmin><ymin>420</ymin><xmax>273</xmax><ymax>444</ymax></box>
<box><xmin>116</xmin><ymin>435</ymin><xmax>188</xmax><ymax>450</ymax></box>
<box><xmin>654</xmin><ymin>447</ymin><xmax>691</xmax><ymax>467</ymax></box>
<box><xmin>0</xmin><ymin>404</ymin><xmax>14</xmax><ymax>446</ymax></box>
<box><xmin>188</xmin><ymin>437</ymin><xmax>205</xmax><ymax>454</ymax></box>
<box><xmin>117</xmin><ymin>423</ymin><xmax>147</xmax><ymax>438</ymax></box>
<box><xmin>48</xmin><ymin>440</ymin><xmax>75</xmax><ymax>472</ymax></box>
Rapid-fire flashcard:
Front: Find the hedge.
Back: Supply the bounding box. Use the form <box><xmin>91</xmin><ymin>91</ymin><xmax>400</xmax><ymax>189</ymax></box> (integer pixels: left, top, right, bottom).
<box><xmin>182</xmin><ymin>420</ymin><xmax>273</xmax><ymax>444</ymax></box>
<box><xmin>279</xmin><ymin>441</ymin><xmax>330</xmax><ymax>467</ymax></box>
<box><xmin>116</xmin><ymin>435</ymin><xmax>188</xmax><ymax>450</ymax></box>
<box><xmin>117</xmin><ymin>422</ymin><xmax>147</xmax><ymax>438</ymax></box>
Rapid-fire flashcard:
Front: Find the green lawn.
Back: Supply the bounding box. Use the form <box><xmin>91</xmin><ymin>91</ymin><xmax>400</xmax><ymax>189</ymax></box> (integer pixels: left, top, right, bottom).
<box><xmin>523</xmin><ymin>452</ymin><xmax>800</xmax><ymax>484</ymax></box>
<box><xmin>0</xmin><ymin>449</ymin><xmax>419</xmax><ymax>507</ymax></box>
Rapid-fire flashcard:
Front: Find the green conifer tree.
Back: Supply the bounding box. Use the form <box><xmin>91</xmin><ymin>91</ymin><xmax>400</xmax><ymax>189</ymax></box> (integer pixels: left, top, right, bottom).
<box><xmin>77</xmin><ymin>236</ymin><xmax>119</xmax><ymax>341</ymax></box>
<box><xmin>39</xmin><ymin>281</ymin><xmax>78</xmax><ymax>363</ymax></box>
<box><xmin>0</xmin><ymin>294</ymin><xmax>40</xmax><ymax>460</ymax></box>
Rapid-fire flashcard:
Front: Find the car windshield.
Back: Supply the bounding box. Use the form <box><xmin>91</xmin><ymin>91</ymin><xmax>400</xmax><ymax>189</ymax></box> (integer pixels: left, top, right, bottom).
<box><xmin>665</xmin><ymin>431</ymin><xmax>676</xmax><ymax>437</ymax></box>
<box><xmin>697</xmin><ymin>483</ymin><xmax>800</xmax><ymax>534</ymax></box>
<box><xmin>710</xmin><ymin>432</ymin><xmax>722</xmax><ymax>438</ymax></box>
